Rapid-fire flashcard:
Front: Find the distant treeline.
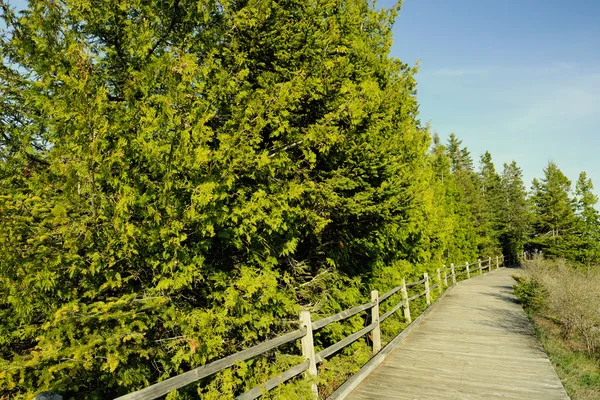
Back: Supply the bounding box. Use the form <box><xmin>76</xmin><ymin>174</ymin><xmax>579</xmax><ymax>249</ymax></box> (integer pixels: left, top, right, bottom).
<box><xmin>0</xmin><ymin>0</ymin><xmax>597</xmax><ymax>398</ymax></box>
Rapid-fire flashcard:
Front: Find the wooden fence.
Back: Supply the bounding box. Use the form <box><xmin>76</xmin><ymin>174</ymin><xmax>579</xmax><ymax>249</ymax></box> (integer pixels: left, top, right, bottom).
<box><xmin>116</xmin><ymin>255</ymin><xmax>505</xmax><ymax>400</ymax></box>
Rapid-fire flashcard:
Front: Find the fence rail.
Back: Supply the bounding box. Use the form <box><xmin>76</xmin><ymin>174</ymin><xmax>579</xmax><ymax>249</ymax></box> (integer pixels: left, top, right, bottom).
<box><xmin>115</xmin><ymin>255</ymin><xmax>505</xmax><ymax>400</ymax></box>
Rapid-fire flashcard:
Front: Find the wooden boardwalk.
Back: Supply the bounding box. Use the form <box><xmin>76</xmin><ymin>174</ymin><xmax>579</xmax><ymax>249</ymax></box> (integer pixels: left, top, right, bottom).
<box><xmin>346</xmin><ymin>268</ymin><xmax>569</xmax><ymax>400</ymax></box>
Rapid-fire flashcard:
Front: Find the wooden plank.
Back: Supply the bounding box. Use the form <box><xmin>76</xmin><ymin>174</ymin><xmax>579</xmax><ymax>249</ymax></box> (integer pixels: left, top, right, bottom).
<box><xmin>406</xmin><ymin>278</ymin><xmax>426</xmax><ymax>288</ymax></box>
<box><xmin>235</xmin><ymin>360</ymin><xmax>310</xmax><ymax>400</ymax></box>
<box><xmin>378</xmin><ymin>284</ymin><xmax>402</xmax><ymax>303</ymax></box>
<box><xmin>115</xmin><ymin>328</ymin><xmax>307</xmax><ymax>400</ymax></box>
<box><xmin>327</xmin><ymin>283</ymin><xmax>457</xmax><ymax>400</ymax></box>
<box><xmin>312</xmin><ymin>301</ymin><xmax>376</xmax><ymax>331</ymax></box>
<box><xmin>344</xmin><ymin>268</ymin><xmax>569</xmax><ymax>400</ymax></box>
<box><xmin>407</xmin><ymin>291</ymin><xmax>426</xmax><ymax>302</ymax></box>
<box><xmin>315</xmin><ymin>322</ymin><xmax>377</xmax><ymax>363</ymax></box>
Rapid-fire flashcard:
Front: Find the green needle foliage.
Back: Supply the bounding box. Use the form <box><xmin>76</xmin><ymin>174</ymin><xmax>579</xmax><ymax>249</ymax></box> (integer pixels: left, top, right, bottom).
<box><xmin>0</xmin><ymin>0</ymin><xmax>592</xmax><ymax>399</ymax></box>
<box><xmin>500</xmin><ymin>161</ymin><xmax>530</xmax><ymax>259</ymax></box>
<box><xmin>573</xmin><ymin>172</ymin><xmax>600</xmax><ymax>266</ymax></box>
<box><xmin>530</xmin><ymin>162</ymin><xmax>578</xmax><ymax>259</ymax></box>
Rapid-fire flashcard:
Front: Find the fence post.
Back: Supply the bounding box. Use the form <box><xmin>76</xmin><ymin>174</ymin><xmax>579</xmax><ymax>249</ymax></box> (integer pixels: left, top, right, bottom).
<box><xmin>370</xmin><ymin>290</ymin><xmax>381</xmax><ymax>355</ymax></box>
<box><xmin>478</xmin><ymin>259</ymin><xmax>482</xmax><ymax>275</ymax></box>
<box><xmin>466</xmin><ymin>262</ymin><xmax>470</xmax><ymax>279</ymax></box>
<box><xmin>488</xmin><ymin>256</ymin><xmax>492</xmax><ymax>272</ymax></box>
<box><xmin>496</xmin><ymin>255</ymin><xmax>499</xmax><ymax>269</ymax></box>
<box><xmin>300</xmin><ymin>311</ymin><xmax>319</xmax><ymax>398</ymax></box>
<box><xmin>443</xmin><ymin>265</ymin><xmax>448</xmax><ymax>287</ymax></box>
<box><xmin>436</xmin><ymin>268</ymin><xmax>443</xmax><ymax>294</ymax></box>
<box><xmin>401</xmin><ymin>278</ymin><xmax>411</xmax><ymax>323</ymax></box>
<box><xmin>451</xmin><ymin>263</ymin><xmax>456</xmax><ymax>285</ymax></box>
<box><xmin>424</xmin><ymin>273</ymin><xmax>431</xmax><ymax>305</ymax></box>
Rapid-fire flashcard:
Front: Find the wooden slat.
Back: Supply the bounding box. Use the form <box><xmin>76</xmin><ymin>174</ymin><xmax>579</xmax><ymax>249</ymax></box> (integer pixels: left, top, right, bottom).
<box><xmin>406</xmin><ymin>278</ymin><xmax>426</xmax><ymax>288</ymax></box>
<box><xmin>380</xmin><ymin>300</ymin><xmax>406</xmax><ymax>323</ymax></box>
<box><xmin>430</xmin><ymin>283</ymin><xmax>439</xmax><ymax>290</ymax></box>
<box><xmin>379</xmin><ymin>285</ymin><xmax>403</xmax><ymax>303</ymax></box>
<box><xmin>315</xmin><ymin>322</ymin><xmax>378</xmax><ymax>363</ymax></box>
<box><xmin>407</xmin><ymin>291</ymin><xmax>426</xmax><ymax>302</ymax></box>
<box><xmin>115</xmin><ymin>328</ymin><xmax>307</xmax><ymax>400</ymax></box>
<box><xmin>312</xmin><ymin>301</ymin><xmax>376</xmax><ymax>331</ymax></box>
<box><xmin>235</xmin><ymin>360</ymin><xmax>310</xmax><ymax>400</ymax></box>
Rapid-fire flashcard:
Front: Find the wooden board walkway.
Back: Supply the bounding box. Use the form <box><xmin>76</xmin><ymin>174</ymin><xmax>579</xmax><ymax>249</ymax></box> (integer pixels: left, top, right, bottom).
<box><xmin>346</xmin><ymin>268</ymin><xmax>569</xmax><ymax>400</ymax></box>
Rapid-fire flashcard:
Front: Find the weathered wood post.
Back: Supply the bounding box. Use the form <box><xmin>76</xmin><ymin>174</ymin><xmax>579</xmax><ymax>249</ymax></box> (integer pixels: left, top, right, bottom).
<box><xmin>300</xmin><ymin>311</ymin><xmax>319</xmax><ymax>398</ymax></box>
<box><xmin>401</xmin><ymin>278</ymin><xmax>411</xmax><ymax>323</ymax></box>
<box><xmin>478</xmin><ymin>259</ymin><xmax>482</xmax><ymax>275</ymax></box>
<box><xmin>488</xmin><ymin>256</ymin><xmax>492</xmax><ymax>272</ymax></box>
<box><xmin>370</xmin><ymin>290</ymin><xmax>381</xmax><ymax>355</ymax></box>
<box><xmin>424</xmin><ymin>273</ymin><xmax>431</xmax><ymax>306</ymax></box>
<box><xmin>451</xmin><ymin>263</ymin><xmax>456</xmax><ymax>285</ymax></box>
<box><xmin>496</xmin><ymin>255</ymin><xmax>499</xmax><ymax>269</ymax></box>
<box><xmin>436</xmin><ymin>268</ymin><xmax>443</xmax><ymax>295</ymax></box>
<box><xmin>466</xmin><ymin>262</ymin><xmax>470</xmax><ymax>279</ymax></box>
<box><xmin>443</xmin><ymin>265</ymin><xmax>448</xmax><ymax>287</ymax></box>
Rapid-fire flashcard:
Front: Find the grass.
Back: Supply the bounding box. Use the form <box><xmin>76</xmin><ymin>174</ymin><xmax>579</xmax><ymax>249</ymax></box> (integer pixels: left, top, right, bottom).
<box><xmin>529</xmin><ymin>311</ymin><xmax>600</xmax><ymax>400</ymax></box>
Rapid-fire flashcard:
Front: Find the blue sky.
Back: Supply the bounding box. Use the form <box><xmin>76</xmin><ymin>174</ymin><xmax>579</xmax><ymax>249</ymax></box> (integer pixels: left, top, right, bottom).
<box><xmin>5</xmin><ymin>0</ymin><xmax>600</xmax><ymax>192</ymax></box>
<box><xmin>382</xmin><ymin>0</ymin><xmax>600</xmax><ymax>192</ymax></box>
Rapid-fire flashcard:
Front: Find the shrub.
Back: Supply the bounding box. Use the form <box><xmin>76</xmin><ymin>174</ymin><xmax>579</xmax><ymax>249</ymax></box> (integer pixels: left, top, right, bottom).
<box><xmin>519</xmin><ymin>255</ymin><xmax>600</xmax><ymax>355</ymax></box>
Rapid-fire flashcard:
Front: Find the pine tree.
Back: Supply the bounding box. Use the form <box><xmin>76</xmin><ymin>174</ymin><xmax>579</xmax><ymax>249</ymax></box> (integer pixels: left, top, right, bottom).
<box><xmin>478</xmin><ymin>151</ymin><xmax>503</xmax><ymax>256</ymax></box>
<box><xmin>574</xmin><ymin>172</ymin><xmax>600</xmax><ymax>266</ymax></box>
<box><xmin>530</xmin><ymin>162</ymin><xmax>577</xmax><ymax>258</ymax></box>
<box><xmin>426</xmin><ymin>134</ymin><xmax>477</xmax><ymax>264</ymax></box>
<box><xmin>499</xmin><ymin>161</ymin><xmax>530</xmax><ymax>260</ymax></box>
<box><xmin>445</xmin><ymin>135</ymin><xmax>488</xmax><ymax>255</ymax></box>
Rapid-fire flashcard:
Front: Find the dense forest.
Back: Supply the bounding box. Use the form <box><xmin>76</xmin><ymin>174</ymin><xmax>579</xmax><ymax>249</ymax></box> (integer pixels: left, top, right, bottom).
<box><xmin>1</xmin><ymin>0</ymin><xmax>598</xmax><ymax>398</ymax></box>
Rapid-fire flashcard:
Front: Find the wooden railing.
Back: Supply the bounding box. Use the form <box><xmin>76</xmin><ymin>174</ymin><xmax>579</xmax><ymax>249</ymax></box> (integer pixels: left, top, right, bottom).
<box><xmin>116</xmin><ymin>255</ymin><xmax>505</xmax><ymax>400</ymax></box>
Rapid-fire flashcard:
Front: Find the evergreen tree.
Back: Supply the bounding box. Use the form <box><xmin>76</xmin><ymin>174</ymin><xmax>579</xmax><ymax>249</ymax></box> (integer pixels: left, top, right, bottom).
<box><xmin>445</xmin><ymin>135</ymin><xmax>488</xmax><ymax>255</ymax></box>
<box><xmin>478</xmin><ymin>151</ymin><xmax>503</xmax><ymax>255</ymax></box>
<box><xmin>0</xmin><ymin>0</ymin><xmax>436</xmax><ymax>397</ymax></box>
<box><xmin>447</xmin><ymin>133</ymin><xmax>473</xmax><ymax>172</ymax></box>
<box><xmin>427</xmin><ymin>134</ymin><xmax>477</xmax><ymax>263</ymax></box>
<box><xmin>499</xmin><ymin>161</ymin><xmax>530</xmax><ymax>261</ymax></box>
<box><xmin>574</xmin><ymin>172</ymin><xmax>600</xmax><ymax>266</ymax></box>
<box><xmin>530</xmin><ymin>162</ymin><xmax>578</xmax><ymax>258</ymax></box>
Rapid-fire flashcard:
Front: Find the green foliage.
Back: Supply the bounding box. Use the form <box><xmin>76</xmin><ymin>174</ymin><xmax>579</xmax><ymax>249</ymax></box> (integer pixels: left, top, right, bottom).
<box><xmin>573</xmin><ymin>172</ymin><xmax>600</xmax><ymax>266</ymax></box>
<box><xmin>0</xmin><ymin>0</ymin><xmax>556</xmax><ymax>399</ymax></box>
<box><xmin>499</xmin><ymin>161</ymin><xmax>530</xmax><ymax>260</ymax></box>
<box><xmin>513</xmin><ymin>274</ymin><xmax>545</xmax><ymax>311</ymax></box>
<box><xmin>0</xmin><ymin>0</ymin><xmax>440</xmax><ymax>397</ymax></box>
<box><xmin>529</xmin><ymin>162</ymin><xmax>578</xmax><ymax>258</ymax></box>
<box><xmin>477</xmin><ymin>151</ymin><xmax>503</xmax><ymax>256</ymax></box>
